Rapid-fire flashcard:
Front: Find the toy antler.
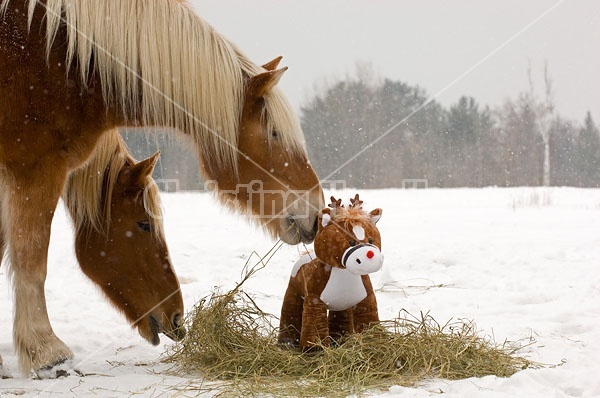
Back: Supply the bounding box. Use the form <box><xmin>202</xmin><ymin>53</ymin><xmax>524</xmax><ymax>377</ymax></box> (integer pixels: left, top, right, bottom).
<box><xmin>349</xmin><ymin>194</ymin><xmax>363</xmax><ymax>209</ymax></box>
<box><xmin>328</xmin><ymin>196</ymin><xmax>343</xmax><ymax>215</ymax></box>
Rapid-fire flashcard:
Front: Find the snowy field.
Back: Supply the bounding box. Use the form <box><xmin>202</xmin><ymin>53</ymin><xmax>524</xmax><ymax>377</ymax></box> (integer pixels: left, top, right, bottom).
<box><xmin>1</xmin><ymin>187</ymin><xmax>599</xmax><ymax>397</ymax></box>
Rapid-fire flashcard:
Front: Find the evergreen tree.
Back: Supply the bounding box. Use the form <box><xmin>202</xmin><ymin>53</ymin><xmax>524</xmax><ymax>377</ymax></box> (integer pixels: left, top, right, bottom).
<box><xmin>575</xmin><ymin>112</ymin><xmax>600</xmax><ymax>186</ymax></box>
<box><xmin>301</xmin><ymin>79</ymin><xmax>377</xmax><ymax>187</ymax></box>
<box><xmin>301</xmin><ymin>76</ymin><xmax>444</xmax><ymax>188</ymax></box>
<box><xmin>443</xmin><ymin>96</ymin><xmax>493</xmax><ymax>186</ymax></box>
<box><xmin>549</xmin><ymin>118</ymin><xmax>578</xmax><ymax>186</ymax></box>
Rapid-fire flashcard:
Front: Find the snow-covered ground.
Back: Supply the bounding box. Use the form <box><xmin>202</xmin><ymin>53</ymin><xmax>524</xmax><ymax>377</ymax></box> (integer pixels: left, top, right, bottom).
<box><xmin>1</xmin><ymin>187</ymin><xmax>599</xmax><ymax>397</ymax></box>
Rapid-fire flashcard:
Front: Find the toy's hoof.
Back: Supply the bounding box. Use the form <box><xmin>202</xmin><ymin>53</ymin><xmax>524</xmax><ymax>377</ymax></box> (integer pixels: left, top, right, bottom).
<box><xmin>277</xmin><ymin>337</ymin><xmax>299</xmax><ymax>349</ymax></box>
<box><xmin>301</xmin><ymin>344</ymin><xmax>324</xmax><ymax>354</ymax></box>
<box><xmin>330</xmin><ymin>338</ymin><xmax>342</xmax><ymax>348</ymax></box>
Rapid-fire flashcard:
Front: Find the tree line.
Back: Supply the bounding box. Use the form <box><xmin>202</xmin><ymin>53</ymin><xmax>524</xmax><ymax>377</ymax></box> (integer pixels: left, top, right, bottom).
<box><xmin>302</xmin><ymin>73</ymin><xmax>600</xmax><ymax>188</ymax></box>
<box><xmin>122</xmin><ymin>70</ymin><xmax>600</xmax><ymax>190</ymax></box>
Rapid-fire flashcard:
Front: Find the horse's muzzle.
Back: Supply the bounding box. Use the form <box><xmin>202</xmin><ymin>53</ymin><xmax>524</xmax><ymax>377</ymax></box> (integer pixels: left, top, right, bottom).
<box><xmin>282</xmin><ymin>214</ymin><xmax>318</xmax><ymax>244</ymax></box>
<box><xmin>149</xmin><ymin>313</ymin><xmax>186</xmax><ymax>345</ymax></box>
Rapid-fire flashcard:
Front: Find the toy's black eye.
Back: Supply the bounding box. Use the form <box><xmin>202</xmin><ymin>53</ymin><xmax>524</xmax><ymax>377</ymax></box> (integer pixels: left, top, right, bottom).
<box><xmin>368</xmin><ymin>238</ymin><xmax>374</xmax><ymax>244</ymax></box>
<box><xmin>137</xmin><ymin>221</ymin><xmax>151</xmax><ymax>233</ymax></box>
<box><xmin>349</xmin><ymin>240</ymin><xmax>357</xmax><ymax>247</ymax></box>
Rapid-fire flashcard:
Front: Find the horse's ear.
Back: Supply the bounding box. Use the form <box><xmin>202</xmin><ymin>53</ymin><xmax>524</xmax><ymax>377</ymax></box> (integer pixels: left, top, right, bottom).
<box><xmin>247</xmin><ymin>67</ymin><xmax>287</xmax><ymax>99</ymax></box>
<box><xmin>318</xmin><ymin>208</ymin><xmax>332</xmax><ymax>232</ymax></box>
<box><xmin>370</xmin><ymin>208</ymin><xmax>382</xmax><ymax>224</ymax></box>
<box><xmin>262</xmin><ymin>56</ymin><xmax>283</xmax><ymax>71</ymax></box>
<box><xmin>128</xmin><ymin>151</ymin><xmax>160</xmax><ymax>186</ymax></box>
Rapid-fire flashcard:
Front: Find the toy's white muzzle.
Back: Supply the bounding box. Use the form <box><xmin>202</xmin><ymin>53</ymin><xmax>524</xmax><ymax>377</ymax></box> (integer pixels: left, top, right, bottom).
<box><xmin>341</xmin><ymin>243</ymin><xmax>383</xmax><ymax>275</ymax></box>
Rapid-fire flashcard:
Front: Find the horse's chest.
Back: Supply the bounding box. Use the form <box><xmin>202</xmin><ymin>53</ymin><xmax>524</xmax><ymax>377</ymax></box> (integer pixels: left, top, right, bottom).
<box><xmin>320</xmin><ymin>268</ymin><xmax>367</xmax><ymax>311</ymax></box>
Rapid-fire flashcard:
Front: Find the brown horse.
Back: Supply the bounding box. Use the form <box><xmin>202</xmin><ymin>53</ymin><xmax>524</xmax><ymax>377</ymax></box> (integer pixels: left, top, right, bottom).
<box><xmin>0</xmin><ymin>130</ymin><xmax>185</xmax><ymax>378</ymax></box>
<box><xmin>65</xmin><ymin>131</ymin><xmax>185</xmax><ymax>348</ymax></box>
<box><xmin>0</xmin><ymin>0</ymin><xmax>322</xmax><ymax>376</ymax></box>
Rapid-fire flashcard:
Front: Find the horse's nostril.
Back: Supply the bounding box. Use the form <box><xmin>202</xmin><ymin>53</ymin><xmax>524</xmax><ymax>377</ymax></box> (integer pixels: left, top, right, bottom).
<box><xmin>172</xmin><ymin>312</ymin><xmax>183</xmax><ymax>328</ymax></box>
<box><xmin>175</xmin><ymin>326</ymin><xmax>187</xmax><ymax>340</ymax></box>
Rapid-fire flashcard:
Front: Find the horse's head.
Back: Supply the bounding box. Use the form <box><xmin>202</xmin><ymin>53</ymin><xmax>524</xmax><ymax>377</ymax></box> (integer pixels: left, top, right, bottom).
<box><xmin>314</xmin><ymin>195</ymin><xmax>383</xmax><ymax>275</ymax></box>
<box><xmin>75</xmin><ymin>153</ymin><xmax>185</xmax><ymax>346</ymax></box>
<box><xmin>215</xmin><ymin>57</ymin><xmax>323</xmax><ymax>245</ymax></box>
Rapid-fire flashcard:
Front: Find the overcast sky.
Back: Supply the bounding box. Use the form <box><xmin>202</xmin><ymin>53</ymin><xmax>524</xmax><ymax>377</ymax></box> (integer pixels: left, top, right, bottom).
<box><xmin>189</xmin><ymin>1</ymin><xmax>600</xmax><ymax>124</ymax></box>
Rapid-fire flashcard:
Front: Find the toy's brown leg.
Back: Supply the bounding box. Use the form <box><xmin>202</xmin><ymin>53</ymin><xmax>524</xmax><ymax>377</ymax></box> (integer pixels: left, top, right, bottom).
<box><xmin>278</xmin><ymin>280</ymin><xmax>304</xmax><ymax>347</ymax></box>
<box><xmin>299</xmin><ymin>294</ymin><xmax>329</xmax><ymax>351</ymax></box>
<box><xmin>328</xmin><ymin>309</ymin><xmax>354</xmax><ymax>343</ymax></box>
<box><xmin>354</xmin><ymin>278</ymin><xmax>379</xmax><ymax>332</ymax></box>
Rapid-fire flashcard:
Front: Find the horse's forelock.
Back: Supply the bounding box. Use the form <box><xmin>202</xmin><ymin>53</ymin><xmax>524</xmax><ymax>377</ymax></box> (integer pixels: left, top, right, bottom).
<box><xmin>141</xmin><ymin>175</ymin><xmax>164</xmax><ymax>237</ymax></box>
<box><xmin>63</xmin><ymin>130</ymin><xmax>163</xmax><ymax>237</ymax></box>
<box><xmin>262</xmin><ymin>88</ymin><xmax>307</xmax><ymax>156</ymax></box>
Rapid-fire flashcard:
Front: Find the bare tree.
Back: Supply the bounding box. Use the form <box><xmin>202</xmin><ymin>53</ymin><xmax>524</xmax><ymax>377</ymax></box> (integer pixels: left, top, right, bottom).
<box><xmin>527</xmin><ymin>61</ymin><xmax>555</xmax><ymax>186</ymax></box>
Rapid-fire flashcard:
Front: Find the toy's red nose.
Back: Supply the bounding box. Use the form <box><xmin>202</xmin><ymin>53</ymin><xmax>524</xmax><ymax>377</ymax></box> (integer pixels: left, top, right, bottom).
<box><xmin>366</xmin><ymin>250</ymin><xmax>374</xmax><ymax>259</ymax></box>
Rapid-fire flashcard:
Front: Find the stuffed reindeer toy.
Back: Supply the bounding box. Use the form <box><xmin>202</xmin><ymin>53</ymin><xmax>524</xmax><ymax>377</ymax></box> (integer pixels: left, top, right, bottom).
<box><xmin>278</xmin><ymin>194</ymin><xmax>383</xmax><ymax>350</ymax></box>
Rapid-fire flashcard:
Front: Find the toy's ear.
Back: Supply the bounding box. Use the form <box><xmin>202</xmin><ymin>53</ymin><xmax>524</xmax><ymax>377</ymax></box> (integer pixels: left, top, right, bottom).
<box><xmin>318</xmin><ymin>208</ymin><xmax>332</xmax><ymax>232</ymax></box>
<box><xmin>370</xmin><ymin>208</ymin><xmax>382</xmax><ymax>224</ymax></box>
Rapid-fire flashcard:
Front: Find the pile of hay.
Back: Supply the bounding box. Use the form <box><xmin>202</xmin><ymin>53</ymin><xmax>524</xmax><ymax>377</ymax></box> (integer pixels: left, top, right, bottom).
<box><xmin>167</xmin><ymin>255</ymin><xmax>532</xmax><ymax>397</ymax></box>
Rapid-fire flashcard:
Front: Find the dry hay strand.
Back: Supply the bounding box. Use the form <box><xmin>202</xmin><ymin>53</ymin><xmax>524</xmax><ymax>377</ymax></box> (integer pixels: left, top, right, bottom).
<box><xmin>167</xmin><ymin>248</ymin><xmax>533</xmax><ymax>397</ymax></box>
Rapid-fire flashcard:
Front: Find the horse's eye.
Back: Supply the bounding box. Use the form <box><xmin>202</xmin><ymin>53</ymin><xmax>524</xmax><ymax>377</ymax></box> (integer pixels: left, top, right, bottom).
<box><xmin>271</xmin><ymin>130</ymin><xmax>279</xmax><ymax>139</ymax></box>
<box><xmin>349</xmin><ymin>240</ymin><xmax>357</xmax><ymax>247</ymax></box>
<box><xmin>368</xmin><ymin>238</ymin><xmax>374</xmax><ymax>244</ymax></box>
<box><xmin>137</xmin><ymin>221</ymin><xmax>151</xmax><ymax>233</ymax></box>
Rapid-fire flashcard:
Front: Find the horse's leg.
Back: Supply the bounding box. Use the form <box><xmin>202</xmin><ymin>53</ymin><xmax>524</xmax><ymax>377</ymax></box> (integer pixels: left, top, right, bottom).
<box><xmin>0</xmin><ymin>209</ymin><xmax>10</xmax><ymax>379</ymax></box>
<box><xmin>0</xmin><ymin>209</ymin><xmax>4</xmax><ymax>261</ymax></box>
<box><xmin>0</xmin><ymin>354</ymin><xmax>9</xmax><ymax>379</ymax></box>
<box><xmin>3</xmin><ymin>165</ymin><xmax>73</xmax><ymax>377</ymax></box>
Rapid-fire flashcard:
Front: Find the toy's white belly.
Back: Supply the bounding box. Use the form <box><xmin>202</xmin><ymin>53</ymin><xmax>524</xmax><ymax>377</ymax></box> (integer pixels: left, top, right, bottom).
<box><xmin>320</xmin><ymin>267</ymin><xmax>367</xmax><ymax>311</ymax></box>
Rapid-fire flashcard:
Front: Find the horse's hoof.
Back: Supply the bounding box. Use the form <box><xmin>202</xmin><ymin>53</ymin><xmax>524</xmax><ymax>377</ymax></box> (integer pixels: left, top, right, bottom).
<box><xmin>0</xmin><ymin>365</ymin><xmax>12</xmax><ymax>379</ymax></box>
<box><xmin>35</xmin><ymin>359</ymin><xmax>74</xmax><ymax>379</ymax></box>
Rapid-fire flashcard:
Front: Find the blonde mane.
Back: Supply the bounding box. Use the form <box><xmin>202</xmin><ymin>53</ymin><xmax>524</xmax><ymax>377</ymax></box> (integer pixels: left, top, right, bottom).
<box><xmin>1</xmin><ymin>0</ymin><xmax>306</xmax><ymax>178</ymax></box>
<box><xmin>63</xmin><ymin>130</ymin><xmax>163</xmax><ymax>237</ymax></box>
